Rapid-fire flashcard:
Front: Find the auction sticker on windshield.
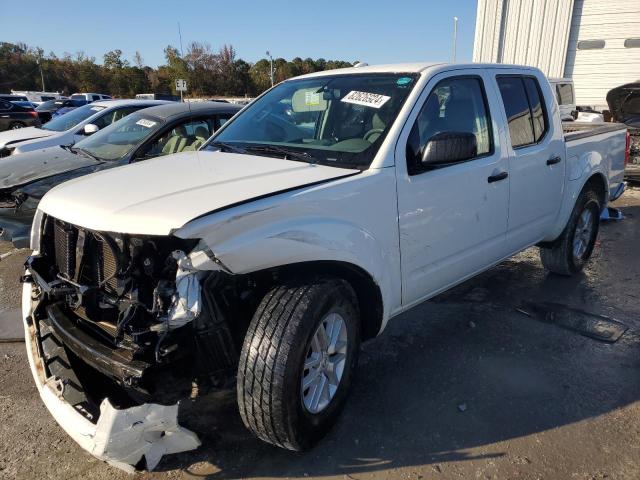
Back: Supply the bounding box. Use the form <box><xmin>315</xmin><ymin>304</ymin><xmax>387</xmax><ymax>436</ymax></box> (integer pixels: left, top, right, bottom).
<box><xmin>136</xmin><ymin>119</ymin><xmax>157</xmax><ymax>128</ymax></box>
<box><xmin>341</xmin><ymin>91</ymin><xmax>391</xmax><ymax>109</ymax></box>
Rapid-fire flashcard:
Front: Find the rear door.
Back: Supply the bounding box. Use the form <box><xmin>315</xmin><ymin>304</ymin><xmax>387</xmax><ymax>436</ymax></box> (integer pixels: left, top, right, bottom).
<box><xmin>395</xmin><ymin>70</ymin><xmax>510</xmax><ymax>306</ymax></box>
<box><xmin>495</xmin><ymin>74</ymin><xmax>565</xmax><ymax>250</ymax></box>
<box><xmin>0</xmin><ymin>101</ymin><xmax>11</xmax><ymax>131</ymax></box>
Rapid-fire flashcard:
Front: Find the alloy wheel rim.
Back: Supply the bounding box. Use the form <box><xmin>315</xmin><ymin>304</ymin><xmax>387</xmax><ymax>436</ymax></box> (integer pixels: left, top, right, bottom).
<box><xmin>301</xmin><ymin>312</ymin><xmax>348</xmax><ymax>414</ymax></box>
<box><xmin>573</xmin><ymin>208</ymin><xmax>594</xmax><ymax>259</ymax></box>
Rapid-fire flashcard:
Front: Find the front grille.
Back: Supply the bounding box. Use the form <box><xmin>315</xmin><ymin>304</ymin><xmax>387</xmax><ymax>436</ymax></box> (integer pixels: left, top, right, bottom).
<box><xmin>47</xmin><ymin>218</ymin><xmax>120</xmax><ymax>289</ymax></box>
<box><xmin>53</xmin><ymin>221</ymin><xmax>78</xmax><ymax>279</ymax></box>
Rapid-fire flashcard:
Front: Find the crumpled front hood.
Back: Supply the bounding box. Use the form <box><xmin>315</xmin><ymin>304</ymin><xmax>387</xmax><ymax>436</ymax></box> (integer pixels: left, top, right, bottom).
<box><xmin>0</xmin><ymin>126</ymin><xmax>54</xmax><ymax>149</ymax></box>
<box><xmin>0</xmin><ymin>146</ymin><xmax>101</xmax><ymax>190</ymax></box>
<box><xmin>39</xmin><ymin>150</ymin><xmax>359</xmax><ymax>235</ymax></box>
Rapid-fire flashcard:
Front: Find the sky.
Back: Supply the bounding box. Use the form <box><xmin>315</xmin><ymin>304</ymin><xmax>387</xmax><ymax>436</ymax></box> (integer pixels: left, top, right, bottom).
<box><xmin>1</xmin><ymin>0</ymin><xmax>478</xmax><ymax>67</ymax></box>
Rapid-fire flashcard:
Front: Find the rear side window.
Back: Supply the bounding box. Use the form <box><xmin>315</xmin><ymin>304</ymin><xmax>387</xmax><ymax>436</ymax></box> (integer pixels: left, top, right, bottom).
<box><xmin>0</xmin><ymin>100</ymin><xmax>11</xmax><ymax>110</ymax></box>
<box><xmin>497</xmin><ymin>76</ymin><xmax>548</xmax><ymax>148</ymax></box>
<box><xmin>523</xmin><ymin>78</ymin><xmax>546</xmax><ymax>142</ymax></box>
<box><xmin>557</xmin><ymin>83</ymin><xmax>574</xmax><ymax>105</ymax></box>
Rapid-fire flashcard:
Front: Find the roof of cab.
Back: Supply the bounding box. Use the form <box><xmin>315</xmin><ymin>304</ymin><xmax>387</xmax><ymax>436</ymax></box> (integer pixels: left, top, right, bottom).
<box><xmin>138</xmin><ymin>101</ymin><xmax>242</xmax><ymax>120</ymax></box>
<box><xmin>293</xmin><ymin>62</ymin><xmax>544</xmax><ymax>80</ymax></box>
<box><xmin>90</xmin><ymin>99</ymin><xmax>171</xmax><ymax>108</ymax></box>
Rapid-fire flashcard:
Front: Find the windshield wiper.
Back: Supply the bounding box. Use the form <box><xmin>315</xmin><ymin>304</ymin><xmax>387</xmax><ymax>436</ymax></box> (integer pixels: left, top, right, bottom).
<box><xmin>71</xmin><ymin>146</ymin><xmax>102</xmax><ymax>162</ymax></box>
<box><xmin>208</xmin><ymin>141</ymin><xmax>247</xmax><ymax>154</ymax></box>
<box><xmin>244</xmin><ymin>144</ymin><xmax>317</xmax><ymax>164</ymax></box>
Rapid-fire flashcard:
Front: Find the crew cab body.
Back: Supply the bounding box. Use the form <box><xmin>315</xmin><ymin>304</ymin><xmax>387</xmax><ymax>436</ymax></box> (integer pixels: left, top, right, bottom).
<box><xmin>21</xmin><ymin>63</ymin><xmax>628</xmax><ymax>471</ymax></box>
<box><xmin>0</xmin><ymin>100</ymin><xmax>169</xmax><ymax>157</ymax></box>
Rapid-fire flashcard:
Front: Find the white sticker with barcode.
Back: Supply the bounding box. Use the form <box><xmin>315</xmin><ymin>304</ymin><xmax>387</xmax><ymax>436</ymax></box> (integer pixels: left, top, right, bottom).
<box><xmin>136</xmin><ymin>119</ymin><xmax>157</xmax><ymax>128</ymax></box>
<box><xmin>340</xmin><ymin>90</ymin><xmax>391</xmax><ymax>109</ymax></box>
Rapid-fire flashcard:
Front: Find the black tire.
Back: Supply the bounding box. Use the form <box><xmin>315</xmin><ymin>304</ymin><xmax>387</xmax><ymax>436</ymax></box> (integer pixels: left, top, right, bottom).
<box><xmin>237</xmin><ymin>277</ymin><xmax>360</xmax><ymax>451</ymax></box>
<box><xmin>9</xmin><ymin>121</ymin><xmax>26</xmax><ymax>130</ymax></box>
<box><xmin>539</xmin><ymin>189</ymin><xmax>601</xmax><ymax>275</ymax></box>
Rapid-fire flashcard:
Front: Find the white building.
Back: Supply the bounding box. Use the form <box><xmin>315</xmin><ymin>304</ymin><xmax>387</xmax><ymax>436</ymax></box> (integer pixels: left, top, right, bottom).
<box><xmin>473</xmin><ymin>0</ymin><xmax>640</xmax><ymax>109</ymax></box>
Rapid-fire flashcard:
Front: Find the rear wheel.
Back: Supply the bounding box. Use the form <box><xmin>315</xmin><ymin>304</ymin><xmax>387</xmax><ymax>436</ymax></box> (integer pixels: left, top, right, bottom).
<box><xmin>237</xmin><ymin>277</ymin><xmax>360</xmax><ymax>450</ymax></box>
<box><xmin>539</xmin><ymin>189</ymin><xmax>601</xmax><ymax>275</ymax></box>
<box><xmin>9</xmin><ymin>121</ymin><xmax>26</xmax><ymax>130</ymax></box>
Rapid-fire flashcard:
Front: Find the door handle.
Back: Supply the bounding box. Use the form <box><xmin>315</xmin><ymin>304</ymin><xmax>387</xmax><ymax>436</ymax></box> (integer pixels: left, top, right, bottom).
<box><xmin>488</xmin><ymin>171</ymin><xmax>508</xmax><ymax>183</ymax></box>
<box><xmin>546</xmin><ymin>155</ymin><xmax>562</xmax><ymax>165</ymax></box>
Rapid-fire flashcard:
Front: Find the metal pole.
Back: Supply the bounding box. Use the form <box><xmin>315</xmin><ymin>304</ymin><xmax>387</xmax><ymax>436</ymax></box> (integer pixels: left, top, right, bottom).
<box><xmin>266</xmin><ymin>51</ymin><xmax>274</xmax><ymax>87</ymax></box>
<box><xmin>452</xmin><ymin>16</ymin><xmax>458</xmax><ymax>63</ymax></box>
<box><xmin>38</xmin><ymin>58</ymin><xmax>45</xmax><ymax>91</ymax></box>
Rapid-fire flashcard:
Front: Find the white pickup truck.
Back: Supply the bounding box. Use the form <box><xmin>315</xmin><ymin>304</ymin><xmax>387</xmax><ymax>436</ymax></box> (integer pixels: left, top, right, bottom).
<box><xmin>22</xmin><ymin>63</ymin><xmax>629</xmax><ymax>470</ymax></box>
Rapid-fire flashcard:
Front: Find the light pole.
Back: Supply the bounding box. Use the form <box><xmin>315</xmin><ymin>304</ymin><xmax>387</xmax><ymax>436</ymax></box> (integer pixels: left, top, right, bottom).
<box><xmin>266</xmin><ymin>50</ymin><xmax>274</xmax><ymax>87</ymax></box>
<box><xmin>452</xmin><ymin>16</ymin><xmax>459</xmax><ymax>63</ymax></box>
<box><xmin>37</xmin><ymin>56</ymin><xmax>46</xmax><ymax>91</ymax></box>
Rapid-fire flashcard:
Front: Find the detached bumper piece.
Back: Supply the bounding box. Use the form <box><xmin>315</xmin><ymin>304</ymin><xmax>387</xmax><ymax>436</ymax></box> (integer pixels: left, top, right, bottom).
<box><xmin>23</xmin><ymin>281</ymin><xmax>201</xmax><ymax>472</ymax></box>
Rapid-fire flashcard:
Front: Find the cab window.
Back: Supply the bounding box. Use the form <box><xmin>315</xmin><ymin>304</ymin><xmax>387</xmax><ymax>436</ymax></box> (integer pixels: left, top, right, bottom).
<box><xmin>497</xmin><ymin>75</ymin><xmax>548</xmax><ymax>148</ymax></box>
<box><xmin>406</xmin><ymin>76</ymin><xmax>492</xmax><ymax>174</ymax></box>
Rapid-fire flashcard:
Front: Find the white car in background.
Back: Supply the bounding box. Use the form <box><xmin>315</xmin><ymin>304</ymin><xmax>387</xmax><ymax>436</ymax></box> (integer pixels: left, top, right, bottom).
<box><xmin>0</xmin><ymin>99</ymin><xmax>169</xmax><ymax>157</ymax></box>
<box><xmin>70</xmin><ymin>92</ymin><xmax>112</xmax><ymax>103</ymax></box>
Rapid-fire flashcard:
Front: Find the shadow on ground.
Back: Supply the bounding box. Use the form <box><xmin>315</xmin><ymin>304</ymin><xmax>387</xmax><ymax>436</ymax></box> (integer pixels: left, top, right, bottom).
<box><xmin>140</xmin><ymin>204</ymin><xmax>640</xmax><ymax>478</ymax></box>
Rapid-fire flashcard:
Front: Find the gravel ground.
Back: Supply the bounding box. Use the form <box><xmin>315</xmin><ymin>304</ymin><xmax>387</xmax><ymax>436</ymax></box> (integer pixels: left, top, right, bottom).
<box><xmin>0</xmin><ymin>187</ymin><xmax>639</xmax><ymax>480</ymax></box>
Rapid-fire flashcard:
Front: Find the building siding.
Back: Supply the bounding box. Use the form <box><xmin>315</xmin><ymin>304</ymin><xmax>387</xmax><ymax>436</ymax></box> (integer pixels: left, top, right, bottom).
<box><xmin>564</xmin><ymin>0</ymin><xmax>640</xmax><ymax>107</ymax></box>
<box><xmin>473</xmin><ymin>0</ymin><xmax>640</xmax><ymax>108</ymax></box>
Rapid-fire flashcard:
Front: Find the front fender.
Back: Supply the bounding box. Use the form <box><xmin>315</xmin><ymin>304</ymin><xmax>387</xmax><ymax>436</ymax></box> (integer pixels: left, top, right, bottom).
<box><xmin>180</xmin><ymin>215</ymin><xmax>395</xmax><ymax>321</ymax></box>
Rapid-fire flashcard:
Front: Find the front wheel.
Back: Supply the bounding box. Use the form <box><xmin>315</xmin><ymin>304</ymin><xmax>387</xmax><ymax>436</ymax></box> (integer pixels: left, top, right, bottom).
<box><xmin>540</xmin><ymin>189</ymin><xmax>601</xmax><ymax>275</ymax></box>
<box><xmin>237</xmin><ymin>277</ymin><xmax>360</xmax><ymax>451</ymax></box>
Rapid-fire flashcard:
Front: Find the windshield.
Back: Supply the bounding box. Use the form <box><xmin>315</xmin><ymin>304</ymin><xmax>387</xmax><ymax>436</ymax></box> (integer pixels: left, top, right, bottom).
<box><xmin>41</xmin><ymin>104</ymin><xmax>106</xmax><ymax>132</ymax></box>
<box><xmin>74</xmin><ymin>112</ymin><xmax>164</xmax><ymax>161</ymax></box>
<box><xmin>209</xmin><ymin>72</ymin><xmax>418</xmax><ymax>168</ymax></box>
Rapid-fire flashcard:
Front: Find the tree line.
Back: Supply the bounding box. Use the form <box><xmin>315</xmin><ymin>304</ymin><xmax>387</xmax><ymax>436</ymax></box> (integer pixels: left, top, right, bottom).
<box><xmin>0</xmin><ymin>41</ymin><xmax>355</xmax><ymax>98</ymax></box>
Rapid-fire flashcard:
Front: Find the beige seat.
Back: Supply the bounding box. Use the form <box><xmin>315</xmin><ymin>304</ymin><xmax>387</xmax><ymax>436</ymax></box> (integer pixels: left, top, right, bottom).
<box><xmin>363</xmin><ymin>113</ymin><xmax>386</xmax><ymax>143</ymax></box>
<box><xmin>183</xmin><ymin>126</ymin><xmax>211</xmax><ymax>151</ymax></box>
<box><xmin>161</xmin><ymin>126</ymin><xmax>188</xmax><ymax>155</ymax></box>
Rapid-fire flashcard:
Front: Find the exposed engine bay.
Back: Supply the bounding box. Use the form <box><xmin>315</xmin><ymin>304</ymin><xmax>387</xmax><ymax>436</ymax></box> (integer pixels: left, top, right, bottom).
<box><xmin>24</xmin><ymin>214</ymin><xmax>262</xmax><ymax>425</ymax></box>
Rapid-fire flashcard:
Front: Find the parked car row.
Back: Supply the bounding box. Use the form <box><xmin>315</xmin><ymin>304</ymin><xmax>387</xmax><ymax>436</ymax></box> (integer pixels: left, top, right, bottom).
<box><xmin>8</xmin><ymin>62</ymin><xmax>631</xmax><ymax>472</ymax></box>
<box><xmin>0</xmin><ymin>101</ymin><xmax>240</xmax><ymax>245</ymax></box>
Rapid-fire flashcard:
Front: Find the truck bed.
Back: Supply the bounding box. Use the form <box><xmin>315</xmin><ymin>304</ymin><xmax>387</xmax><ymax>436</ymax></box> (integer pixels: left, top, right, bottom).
<box><xmin>562</xmin><ymin>121</ymin><xmax>626</xmax><ymax>141</ymax></box>
<box><xmin>563</xmin><ymin>121</ymin><xmax>627</xmax><ymax>200</ymax></box>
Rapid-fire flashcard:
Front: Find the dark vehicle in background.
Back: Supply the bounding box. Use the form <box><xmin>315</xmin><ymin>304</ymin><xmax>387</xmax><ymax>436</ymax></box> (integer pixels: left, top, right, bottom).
<box><xmin>135</xmin><ymin>93</ymin><xmax>181</xmax><ymax>101</ymax></box>
<box><xmin>35</xmin><ymin>99</ymin><xmax>88</xmax><ymax>123</ymax></box>
<box><xmin>0</xmin><ymin>99</ymin><xmax>40</xmax><ymax>131</ymax></box>
<box><xmin>0</xmin><ymin>101</ymin><xmax>240</xmax><ymax>246</ymax></box>
<box><xmin>0</xmin><ymin>94</ymin><xmax>29</xmax><ymax>102</ymax></box>
<box><xmin>11</xmin><ymin>101</ymin><xmax>39</xmax><ymax>110</ymax></box>
<box><xmin>607</xmin><ymin>83</ymin><xmax>640</xmax><ymax>181</ymax></box>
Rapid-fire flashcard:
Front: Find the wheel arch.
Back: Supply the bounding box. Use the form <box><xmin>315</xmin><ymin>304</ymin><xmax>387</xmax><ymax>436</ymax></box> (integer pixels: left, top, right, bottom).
<box><xmin>249</xmin><ymin>260</ymin><xmax>384</xmax><ymax>341</ymax></box>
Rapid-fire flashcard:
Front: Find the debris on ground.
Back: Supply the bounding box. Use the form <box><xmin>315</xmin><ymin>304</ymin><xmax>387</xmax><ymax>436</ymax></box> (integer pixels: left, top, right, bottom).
<box><xmin>523</xmin><ymin>302</ymin><xmax>628</xmax><ymax>343</ymax></box>
<box><xmin>457</xmin><ymin>403</ymin><xmax>467</xmax><ymax>412</ymax></box>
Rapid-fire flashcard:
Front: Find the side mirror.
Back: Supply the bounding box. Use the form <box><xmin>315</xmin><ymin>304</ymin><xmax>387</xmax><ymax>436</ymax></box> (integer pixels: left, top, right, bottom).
<box><xmin>571</xmin><ymin>110</ymin><xmax>579</xmax><ymax>120</ymax></box>
<box><xmin>83</xmin><ymin>124</ymin><xmax>99</xmax><ymax>135</ymax></box>
<box><xmin>421</xmin><ymin>131</ymin><xmax>477</xmax><ymax>166</ymax></box>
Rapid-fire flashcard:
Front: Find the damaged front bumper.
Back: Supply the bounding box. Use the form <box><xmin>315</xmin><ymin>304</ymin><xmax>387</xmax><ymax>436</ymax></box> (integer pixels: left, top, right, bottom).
<box><xmin>22</xmin><ymin>278</ymin><xmax>201</xmax><ymax>472</ymax></box>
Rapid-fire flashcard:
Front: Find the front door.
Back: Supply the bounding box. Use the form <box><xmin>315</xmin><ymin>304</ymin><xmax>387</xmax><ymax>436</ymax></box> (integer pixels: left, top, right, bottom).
<box><xmin>395</xmin><ymin>71</ymin><xmax>510</xmax><ymax>306</ymax></box>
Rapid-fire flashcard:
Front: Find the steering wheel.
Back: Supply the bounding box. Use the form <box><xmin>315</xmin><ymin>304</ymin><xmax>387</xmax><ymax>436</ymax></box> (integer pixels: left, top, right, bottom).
<box><xmin>363</xmin><ymin>128</ymin><xmax>384</xmax><ymax>143</ymax></box>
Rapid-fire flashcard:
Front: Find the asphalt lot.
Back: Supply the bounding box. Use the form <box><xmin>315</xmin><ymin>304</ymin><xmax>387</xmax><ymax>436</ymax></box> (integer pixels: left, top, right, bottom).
<box><xmin>1</xmin><ymin>187</ymin><xmax>639</xmax><ymax>480</ymax></box>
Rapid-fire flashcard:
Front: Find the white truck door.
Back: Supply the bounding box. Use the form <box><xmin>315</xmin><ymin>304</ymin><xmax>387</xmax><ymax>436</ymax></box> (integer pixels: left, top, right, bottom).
<box><xmin>495</xmin><ymin>74</ymin><xmax>565</xmax><ymax>250</ymax></box>
<box><xmin>395</xmin><ymin>72</ymin><xmax>510</xmax><ymax>307</ymax></box>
